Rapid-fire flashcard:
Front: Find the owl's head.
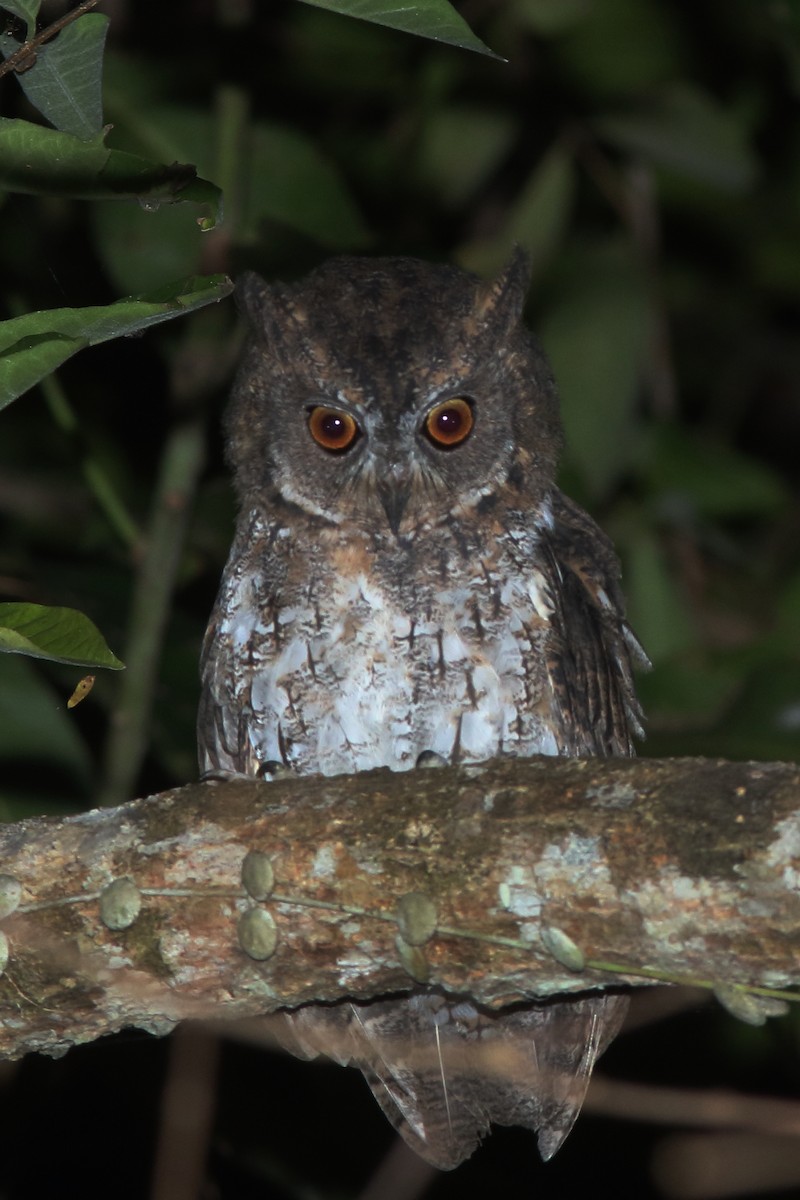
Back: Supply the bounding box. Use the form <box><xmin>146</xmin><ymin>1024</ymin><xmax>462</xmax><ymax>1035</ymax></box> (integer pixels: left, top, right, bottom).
<box><xmin>225</xmin><ymin>252</ymin><xmax>563</xmax><ymax>537</ymax></box>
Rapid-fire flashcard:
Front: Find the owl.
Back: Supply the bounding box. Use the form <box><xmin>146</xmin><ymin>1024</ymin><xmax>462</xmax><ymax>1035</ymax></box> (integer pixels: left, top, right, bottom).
<box><xmin>198</xmin><ymin>251</ymin><xmax>647</xmax><ymax>1169</ymax></box>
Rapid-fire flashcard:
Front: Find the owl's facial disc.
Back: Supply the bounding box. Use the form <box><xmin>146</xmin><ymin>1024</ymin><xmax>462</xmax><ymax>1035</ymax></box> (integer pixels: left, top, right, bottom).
<box><xmin>304</xmin><ymin>396</ymin><xmax>479</xmax><ymax>535</ymax></box>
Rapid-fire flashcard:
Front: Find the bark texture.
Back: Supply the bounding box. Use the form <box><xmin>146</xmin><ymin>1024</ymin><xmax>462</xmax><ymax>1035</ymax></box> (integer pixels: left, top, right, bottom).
<box><xmin>0</xmin><ymin>754</ymin><xmax>797</xmax><ymax>1059</ymax></box>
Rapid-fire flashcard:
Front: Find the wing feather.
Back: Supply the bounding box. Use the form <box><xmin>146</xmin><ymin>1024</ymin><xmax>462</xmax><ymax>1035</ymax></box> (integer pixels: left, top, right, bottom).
<box><xmin>541</xmin><ymin>491</ymin><xmax>648</xmax><ymax>756</ymax></box>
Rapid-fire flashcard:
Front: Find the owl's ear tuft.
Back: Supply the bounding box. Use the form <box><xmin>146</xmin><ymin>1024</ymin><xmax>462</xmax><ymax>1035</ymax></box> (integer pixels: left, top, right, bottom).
<box><xmin>236</xmin><ymin>271</ymin><xmax>309</xmax><ymax>348</ymax></box>
<box><xmin>236</xmin><ymin>271</ymin><xmax>271</xmax><ymax>330</ymax></box>
<box><xmin>473</xmin><ymin>246</ymin><xmax>531</xmax><ymax>334</ymax></box>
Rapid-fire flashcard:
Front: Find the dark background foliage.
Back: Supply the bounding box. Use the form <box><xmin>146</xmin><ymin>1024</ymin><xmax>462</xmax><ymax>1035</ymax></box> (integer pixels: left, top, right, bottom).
<box><xmin>0</xmin><ymin>1</ymin><xmax>798</xmax><ymax>1197</ymax></box>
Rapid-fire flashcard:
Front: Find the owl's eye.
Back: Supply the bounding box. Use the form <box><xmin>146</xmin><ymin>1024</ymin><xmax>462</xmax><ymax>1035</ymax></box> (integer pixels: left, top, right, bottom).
<box><xmin>424</xmin><ymin>398</ymin><xmax>474</xmax><ymax>448</ymax></box>
<box><xmin>308</xmin><ymin>407</ymin><xmax>360</xmax><ymax>452</ymax></box>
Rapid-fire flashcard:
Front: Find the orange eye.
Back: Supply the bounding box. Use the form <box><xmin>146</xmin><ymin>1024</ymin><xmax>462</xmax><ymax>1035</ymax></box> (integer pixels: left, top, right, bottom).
<box><xmin>424</xmin><ymin>397</ymin><xmax>474</xmax><ymax>448</ymax></box>
<box><xmin>308</xmin><ymin>407</ymin><xmax>359</xmax><ymax>452</ymax></box>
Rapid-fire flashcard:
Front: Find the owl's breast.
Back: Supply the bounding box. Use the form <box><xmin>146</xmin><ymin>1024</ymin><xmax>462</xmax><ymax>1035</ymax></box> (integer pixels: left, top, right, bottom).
<box><xmin>205</xmin><ymin>516</ymin><xmax>562</xmax><ymax>778</ymax></box>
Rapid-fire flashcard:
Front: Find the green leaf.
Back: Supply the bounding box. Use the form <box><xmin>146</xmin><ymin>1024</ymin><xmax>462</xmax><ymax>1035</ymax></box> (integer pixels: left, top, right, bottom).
<box><xmin>505</xmin><ymin>144</ymin><xmax>575</xmax><ymax>262</ymax></box>
<box><xmin>99</xmin><ymin>104</ymin><xmax>363</xmax><ymax>245</ymax></box>
<box><xmin>244</xmin><ymin>121</ymin><xmax>370</xmax><ymax>248</ymax></box>
<box><xmin>0</xmin><ymin>655</ymin><xmax>92</xmax><ymax>790</ymax></box>
<box><xmin>621</xmin><ymin>529</ymin><xmax>695</xmax><ymax>665</ymax></box>
<box><xmin>635</xmin><ymin>656</ymin><xmax>741</xmax><ymax>728</ymax></box>
<box><xmin>0</xmin><ymin>331</ymin><xmax>88</xmax><ymax>404</ymax></box>
<box><xmin>0</xmin><ymin>14</ymin><xmax>109</xmax><ymax>139</ymax></box>
<box><xmin>538</xmin><ymin>238</ymin><xmax>650</xmax><ymax>498</ymax></box>
<box><xmin>708</xmin><ymin>661</ymin><xmax>800</xmax><ymax>763</ymax></box>
<box><xmin>595</xmin><ymin>84</ymin><xmax>758</xmax><ymax>191</ymax></box>
<box><xmin>91</xmin><ymin>201</ymin><xmax>208</xmax><ymax>295</ymax></box>
<box><xmin>549</xmin><ymin>0</ymin><xmax>686</xmax><ymax>96</ymax></box>
<box><xmin>418</xmin><ymin>105</ymin><xmax>518</xmax><ymax>209</ymax></box>
<box><xmin>511</xmin><ymin>0</ymin><xmax>591</xmax><ymax>35</ymax></box>
<box><xmin>0</xmin><ymin>118</ymin><xmax>223</xmax><ymax>225</ymax></box>
<box><xmin>0</xmin><ymin>274</ymin><xmax>234</xmax><ymax>408</ymax></box>
<box><xmin>0</xmin><ymin>117</ymin><xmax>109</xmax><ymax>190</ymax></box>
<box><xmin>298</xmin><ymin>0</ymin><xmax>500</xmax><ymax>57</ymax></box>
<box><xmin>0</xmin><ymin>1</ymin><xmax>39</xmax><ymax>28</ymax></box>
<box><xmin>459</xmin><ymin>143</ymin><xmax>575</xmax><ymax>277</ymax></box>
<box><xmin>0</xmin><ymin>603</ymin><xmax>124</xmax><ymax>669</ymax></box>
<box><xmin>647</xmin><ymin>426</ymin><xmax>788</xmax><ymax>517</ymax></box>
<box><xmin>541</xmin><ymin>926</ymin><xmax>587</xmax><ymax>971</ymax></box>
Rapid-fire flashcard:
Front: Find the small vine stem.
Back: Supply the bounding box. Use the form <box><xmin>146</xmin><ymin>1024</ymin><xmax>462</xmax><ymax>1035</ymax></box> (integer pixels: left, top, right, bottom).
<box><xmin>587</xmin><ymin>959</ymin><xmax>800</xmax><ymax>1006</ymax></box>
<box><xmin>11</xmin><ymin>883</ymin><xmax>797</xmax><ymax>1008</ymax></box>
<box><xmin>0</xmin><ymin>0</ymin><xmax>100</xmax><ymax>79</ymax></box>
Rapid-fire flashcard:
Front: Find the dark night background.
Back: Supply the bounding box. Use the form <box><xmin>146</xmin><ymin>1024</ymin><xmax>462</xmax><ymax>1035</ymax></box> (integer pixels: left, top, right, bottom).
<box><xmin>0</xmin><ymin>1</ymin><xmax>799</xmax><ymax>1196</ymax></box>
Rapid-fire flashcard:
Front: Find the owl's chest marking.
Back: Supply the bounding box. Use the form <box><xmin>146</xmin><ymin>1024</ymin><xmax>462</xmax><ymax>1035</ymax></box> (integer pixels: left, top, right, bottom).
<box><xmin>210</xmin><ymin>510</ymin><xmax>562</xmax><ymax>777</ymax></box>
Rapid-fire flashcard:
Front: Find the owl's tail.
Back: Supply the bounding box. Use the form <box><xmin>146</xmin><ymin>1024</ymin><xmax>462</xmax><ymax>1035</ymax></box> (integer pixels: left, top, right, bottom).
<box><xmin>275</xmin><ymin>989</ymin><xmax>627</xmax><ymax>1169</ymax></box>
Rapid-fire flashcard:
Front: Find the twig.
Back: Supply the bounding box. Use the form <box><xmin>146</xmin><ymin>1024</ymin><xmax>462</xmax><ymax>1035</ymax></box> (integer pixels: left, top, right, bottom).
<box><xmin>39</xmin><ymin>369</ymin><xmax>139</xmax><ymax>549</ymax></box>
<box><xmin>97</xmin><ymin>417</ymin><xmax>206</xmax><ymax>805</ymax></box>
<box><xmin>0</xmin><ymin>0</ymin><xmax>100</xmax><ymax>80</ymax></box>
<box><xmin>586</xmin><ymin>1076</ymin><xmax>800</xmax><ymax>1135</ymax></box>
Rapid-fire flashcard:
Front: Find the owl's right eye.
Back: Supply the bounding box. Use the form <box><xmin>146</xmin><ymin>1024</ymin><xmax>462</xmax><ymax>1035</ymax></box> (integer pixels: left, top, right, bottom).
<box><xmin>308</xmin><ymin>407</ymin><xmax>360</xmax><ymax>452</ymax></box>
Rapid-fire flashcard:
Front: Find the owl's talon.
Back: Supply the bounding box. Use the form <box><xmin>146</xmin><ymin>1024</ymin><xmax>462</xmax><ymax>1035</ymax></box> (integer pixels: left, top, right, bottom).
<box><xmin>200</xmin><ymin>768</ymin><xmax>252</xmax><ymax>784</ymax></box>
<box><xmin>258</xmin><ymin>760</ymin><xmax>293</xmax><ymax>781</ymax></box>
<box><xmin>415</xmin><ymin>750</ymin><xmax>449</xmax><ymax>770</ymax></box>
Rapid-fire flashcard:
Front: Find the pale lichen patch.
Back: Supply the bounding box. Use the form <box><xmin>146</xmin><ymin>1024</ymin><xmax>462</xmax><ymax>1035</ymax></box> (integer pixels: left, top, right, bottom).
<box><xmin>763</xmin><ymin>812</ymin><xmax>800</xmax><ymax>892</ymax></box>
<box><xmin>534</xmin><ymin>833</ymin><xmax>616</xmax><ymax>901</ymax></box>
<box><xmin>311</xmin><ymin>845</ymin><xmax>337</xmax><ymax>879</ymax></box>
<box><xmin>501</xmin><ymin>863</ymin><xmax>544</xmax><ymax>918</ymax></box>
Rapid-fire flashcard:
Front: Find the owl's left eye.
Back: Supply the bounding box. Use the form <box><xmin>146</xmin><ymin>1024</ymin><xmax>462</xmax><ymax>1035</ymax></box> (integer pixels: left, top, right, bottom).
<box><xmin>424</xmin><ymin>397</ymin><xmax>474</xmax><ymax>448</ymax></box>
<box><xmin>308</xmin><ymin>407</ymin><xmax>360</xmax><ymax>452</ymax></box>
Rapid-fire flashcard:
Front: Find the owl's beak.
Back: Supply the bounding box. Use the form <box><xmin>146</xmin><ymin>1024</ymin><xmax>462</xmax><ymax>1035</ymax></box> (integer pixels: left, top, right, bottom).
<box><xmin>377</xmin><ymin>467</ymin><xmax>410</xmax><ymax>536</ymax></box>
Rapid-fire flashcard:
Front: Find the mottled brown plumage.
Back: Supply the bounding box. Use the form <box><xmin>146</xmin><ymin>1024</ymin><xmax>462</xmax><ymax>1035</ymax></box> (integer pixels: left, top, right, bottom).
<box><xmin>198</xmin><ymin>252</ymin><xmax>647</xmax><ymax>1168</ymax></box>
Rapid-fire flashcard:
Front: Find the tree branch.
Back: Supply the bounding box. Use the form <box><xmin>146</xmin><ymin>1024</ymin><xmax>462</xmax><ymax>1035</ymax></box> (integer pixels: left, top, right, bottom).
<box><xmin>0</xmin><ymin>755</ymin><xmax>797</xmax><ymax>1060</ymax></box>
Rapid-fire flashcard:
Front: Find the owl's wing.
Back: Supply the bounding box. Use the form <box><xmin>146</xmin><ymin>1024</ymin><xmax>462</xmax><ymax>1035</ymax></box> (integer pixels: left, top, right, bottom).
<box><xmin>276</xmin><ymin>991</ymin><xmax>627</xmax><ymax>1169</ymax></box>
<box><xmin>197</xmin><ymin>656</ymin><xmax>260</xmax><ymax>777</ymax></box>
<box><xmin>197</xmin><ymin>571</ymin><xmax>265</xmax><ymax>778</ymax></box>
<box><xmin>541</xmin><ymin>490</ymin><xmax>649</xmax><ymax>756</ymax></box>
<box><xmin>198</xmin><ymin>605</ymin><xmax>235</xmax><ymax>775</ymax></box>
